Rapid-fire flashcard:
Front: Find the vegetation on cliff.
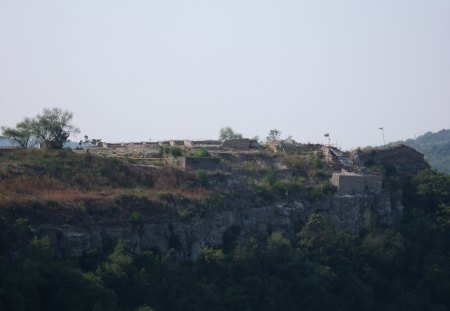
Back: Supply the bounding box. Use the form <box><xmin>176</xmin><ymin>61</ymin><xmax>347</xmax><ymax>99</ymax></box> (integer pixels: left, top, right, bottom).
<box><xmin>0</xmin><ymin>148</ymin><xmax>449</xmax><ymax>310</ymax></box>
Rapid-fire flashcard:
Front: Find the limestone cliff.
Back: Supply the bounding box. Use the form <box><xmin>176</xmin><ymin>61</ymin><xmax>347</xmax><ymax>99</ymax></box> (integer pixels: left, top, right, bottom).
<box><xmin>35</xmin><ymin>191</ymin><xmax>401</xmax><ymax>260</ymax></box>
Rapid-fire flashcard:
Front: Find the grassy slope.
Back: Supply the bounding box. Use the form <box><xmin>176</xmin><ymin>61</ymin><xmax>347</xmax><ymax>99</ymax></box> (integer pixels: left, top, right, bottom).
<box><xmin>0</xmin><ymin>149</ymin><xmax>217</xmax><ymax>223</ymax></box>
<box><xmin>0</xmin><ymin>149</ymin><xmax>335</xmax><ymax>224</ymax></box>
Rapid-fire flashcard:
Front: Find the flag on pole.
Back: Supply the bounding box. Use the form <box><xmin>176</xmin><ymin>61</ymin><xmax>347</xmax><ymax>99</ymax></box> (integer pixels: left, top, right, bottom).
<box><xmin>324</xmin><ymin>133</ymin><xmax>329</xmax><ymax>137</ymax></box>
<box><xmin>379</xmin><ymin>127</ymin><xmax>383</xmax><ymax>130</ymax></box>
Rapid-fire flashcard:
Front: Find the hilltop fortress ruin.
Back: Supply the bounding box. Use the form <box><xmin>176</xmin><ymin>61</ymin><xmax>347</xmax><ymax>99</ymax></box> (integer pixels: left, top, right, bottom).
<box><xmin>90</xmin><ymin>138</ymin><xmax>429</xmax><ymax>196</ymax></box>
<box><xmin>5</xmin><ymin>136</ymin><xmax>429</xmax><ymax>260</ymax></box>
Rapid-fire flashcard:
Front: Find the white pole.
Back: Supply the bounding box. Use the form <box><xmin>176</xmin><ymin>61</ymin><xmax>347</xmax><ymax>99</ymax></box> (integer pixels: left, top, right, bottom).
<box><xmin>379</xmin><ymin>127</ymin><xmax>385</xmax><ymax>146</ymax></box>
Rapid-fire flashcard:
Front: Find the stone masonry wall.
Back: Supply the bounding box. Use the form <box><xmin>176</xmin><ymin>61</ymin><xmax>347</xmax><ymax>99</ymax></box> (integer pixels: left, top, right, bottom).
<box><xmin>166</xmin><ymin>156</ymin><xmax>222</xmax><ymax>170</ymax></box>
<box><xmin>331</xmin><ymin>173</ymin><xmax>382</xmax><ymax>194</ymax></box>
<box><xmin>184</xmin><ymin>140</ymin><xmax>221</xmax><ymax>148</ymax></box>
<box><xmin>221</xmin><ymin>139</ymin><xmax>251</xmax><ymax>150</ymax></box>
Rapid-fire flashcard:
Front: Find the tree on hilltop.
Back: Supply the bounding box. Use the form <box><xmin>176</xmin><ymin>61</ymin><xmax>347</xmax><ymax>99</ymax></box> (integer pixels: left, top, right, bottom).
<box><xmin>1</xmin><ymin>117</ymin><xmax>37</xmax><ymax>148</ymax></box>
<box><xmin>79</xmin><ymin>135</ymin><xmax>103</xmax><ymax>148</ymax></box>
<box><xmin>2</xmin><ymin>108</ymin><xmax>79</xmax><ymax>149</ymax></box>
<box><xmin>266</xmin><ymin>129</ymin><xmax>282</xmax><ymax>142</ymax></box>
<box><xmin>31</xmin><ymin>108</ymin><xmax>80</xmax><ymax>149</ymax></box>
<box><xmin>219</xmin><ymin>127</ymin><xmax>243</xmax><ymax>141</ymax></box>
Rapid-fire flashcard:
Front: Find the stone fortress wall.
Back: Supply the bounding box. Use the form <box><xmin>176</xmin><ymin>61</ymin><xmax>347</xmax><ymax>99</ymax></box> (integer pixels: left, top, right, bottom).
<box><xmin>267</xmin><ymin>141</ymin><xmax>321</xmax><ymax>153</ymax></box>
<box><xmin>165</xmin><ymin>156</ymin><xmax>222</xmax><ymax>170</ymax></box>
<box><xmin>221</xmin><ymin>138</ymin><xmax>259</xmax><ymax>150</ymax></box>
<box><xmin>331</xmin><ymin>172</ymin><xmax>382</xmax><ymax>194</ymax></box>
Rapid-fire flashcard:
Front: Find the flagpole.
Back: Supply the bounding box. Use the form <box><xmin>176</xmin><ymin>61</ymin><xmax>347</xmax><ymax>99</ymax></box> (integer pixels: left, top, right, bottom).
<box><xmin>324</xmin><ymin>133</ymin><xmax>330</xmax><ymax>146</ymax></box>
<box><xmin>379</xmin><ymin>127</ymin><xmax>385</xmax><ymax>146</ymax></box>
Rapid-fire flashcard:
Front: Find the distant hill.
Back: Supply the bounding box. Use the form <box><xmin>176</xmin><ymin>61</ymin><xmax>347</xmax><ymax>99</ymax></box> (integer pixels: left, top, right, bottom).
<box><xmin>396</xmin><ymin>129</ymin><xmax>450</xmax><ymax>174</ymax></box>
<box><xmin>0</xmin><ymin>137</ymin><xmax>91</xmax><ymax>149</ymax></box>
<box><xmin>0</xmin><ymin>136</ymin><xmax>19</xmax><ymax>147</ymax></box>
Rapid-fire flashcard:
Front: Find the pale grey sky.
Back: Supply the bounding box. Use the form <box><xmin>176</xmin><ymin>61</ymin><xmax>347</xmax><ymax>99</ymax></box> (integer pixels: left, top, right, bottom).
<box><xmin>1</xmin><ymin>0</ymin><xmax>449</xmax><ymax>149</ymax></box>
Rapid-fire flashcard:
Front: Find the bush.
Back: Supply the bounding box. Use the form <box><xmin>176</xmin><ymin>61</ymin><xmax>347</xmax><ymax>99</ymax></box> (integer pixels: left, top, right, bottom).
<box><xmin>178</xmin><ymin>208</ymin><xmax>192</xmax><ymax>220</ymax></box>
<box><xmin>307</xmin><ymin>185</ymin><xmax>323</xmax><ymax>201</ymax></box>
<box><xmin>193</xmin><ymin>148</ymin><xmax>211</xmax><ymax>157</ymax></box>
<box><xmin>196</xmin><ymin>170</ymin><xmax>209</xmax><ymax>187</ymax></box>
<box><xmin>200</xmin><ymin>246</ymin><xmax>225</xmax><ymax>264</ymax></box>
<box><xmin>281</xmin><ymin>154</ymin><xmax>312</xmax><ymax>177</ymax></box>
<box><xmin>130</xmin><ymin>211</ymin><xmax>144</xmax><ymax>231</ymax></box>
<box><xmin>267</xmin><ymin>232</ymin><xmax>291</xmax><ymax>253</ymax></box>
<box><xmin>314</xmin><ymin>157</ymin><xmax>324</xmax><ymax>169</ymax></box>
<box><xmin>164</xmin><ymin>147</ymin><xmax>183</xmax><ymax>157</ymax></box>
<box><xmin>264</xmin><ymin>170</ymin><xmax>277</xmax><ymax>187</ymax></box>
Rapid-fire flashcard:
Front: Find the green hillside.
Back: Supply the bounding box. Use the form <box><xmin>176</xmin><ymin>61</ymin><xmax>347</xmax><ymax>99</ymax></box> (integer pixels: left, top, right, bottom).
<box><xmin>1</xmin><ymin>150</ymin><xmax>450</xmax><ymax>310</ymax></box>
<box><xmin>400</xmin><ymin>129</ymin><xmax>450</xmax><ymax>174</ymax></box>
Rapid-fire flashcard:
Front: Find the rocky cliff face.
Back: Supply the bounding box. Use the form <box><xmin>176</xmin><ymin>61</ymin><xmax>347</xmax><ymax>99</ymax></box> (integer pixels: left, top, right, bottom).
<box><xmin>35</xmin><ymin>191</ymin><xmax>401</xmax><ymax>260</ymax></box>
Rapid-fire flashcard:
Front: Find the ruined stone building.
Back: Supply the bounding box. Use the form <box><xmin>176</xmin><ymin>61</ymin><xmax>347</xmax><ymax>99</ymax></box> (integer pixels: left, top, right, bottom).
<box><xmin>331</xmin><ymin>172</ymin><xmax>382</xmax><ymax>194</ymax></box>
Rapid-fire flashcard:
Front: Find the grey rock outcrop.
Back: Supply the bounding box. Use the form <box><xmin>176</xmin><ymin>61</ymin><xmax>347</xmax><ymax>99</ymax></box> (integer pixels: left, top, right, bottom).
<box><xmin>34</xmin><ymin>191</ymin><xmax>400</xmax><ymax>260</ymax></box>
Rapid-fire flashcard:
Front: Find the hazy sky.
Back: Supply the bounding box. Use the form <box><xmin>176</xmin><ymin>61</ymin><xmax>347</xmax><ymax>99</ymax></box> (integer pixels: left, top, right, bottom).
<box><xmin>1</xmin><ymin>0</ymin><xmax>449</xmax><ymax>149</ymax></box>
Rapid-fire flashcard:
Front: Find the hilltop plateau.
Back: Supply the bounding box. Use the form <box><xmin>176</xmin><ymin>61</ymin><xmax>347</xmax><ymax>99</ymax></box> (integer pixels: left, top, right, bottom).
<box><xmin>0</xmin><ymin>140</ymin><xmax>429</xmax><ymax>258</ymax></box>
<box><xmin>1</xmin><ymin>139</ymin><xmax>449</xmax><ymax>311</ymax></box>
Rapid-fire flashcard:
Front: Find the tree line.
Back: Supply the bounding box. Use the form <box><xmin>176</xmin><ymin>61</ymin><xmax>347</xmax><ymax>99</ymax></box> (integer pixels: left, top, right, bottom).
<box><xmin>1</xmin><ymin>108</ymin><xmax>78</xmax><ymax>149</ymax></box>
<box><xmin>3</xmin><ymin>109</ymin><xmax>295</xmax><ymax>151</ymax></box>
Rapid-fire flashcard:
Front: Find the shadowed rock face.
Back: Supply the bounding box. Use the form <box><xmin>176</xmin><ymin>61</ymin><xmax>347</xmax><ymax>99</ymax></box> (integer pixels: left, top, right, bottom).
<box><xmin>356</xmin><ymin>144</ymin><xmax>430</xmax><ymax>175</ymax></box>
<box><xmin>35</xmin><ymin>192</ymin><xmax>401</xmax><ymax>260</ymax></box>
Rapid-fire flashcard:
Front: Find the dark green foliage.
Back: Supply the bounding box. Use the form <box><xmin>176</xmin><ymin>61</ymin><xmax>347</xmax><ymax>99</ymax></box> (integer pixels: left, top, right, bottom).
<box><xmin>2</xmin><ymin>108</ymin><xmax>79</xmax><ymax>150</ymax></box>
<box><xmin>193</xmin><ymin>148</ymin><xmax>211</xmax><ymax>157</ymax></box>
<box><xmin>195</xmin><ymin>169</ymin><xmax>209</xmax><ymax>187</ymax></box>
<box><xmin>0</xmin><ymin>169</ymin><xmax>449</xmax><ymax>310</ymax></box>
<box><xmin>1</xmin><ymin>117</ymin><xmax>36</xmax><ymax>148</ymax></box>
<box><xmin>32</xmin><ymin>108</ymin><xmax>79</xmax><ymax>149</ymax></box>
<box><xmin>0</xmin><ymin>236</ymin><xmax>117</xmax><ymax>311</ymax></box>
<box><xmin>163</xmin><ymin>146</ymin><xmax>183</xmax><ymax>157</ymax></box>
<box><xmin>219</xmin><ymin>127</ymin><xmax>243</xmax><ymax>141</ymax></box>
<box><xmin>264</xmin><ymin>170</ymin><xmax>277</xmax><ymax>187</ymax></box>
<box><xmin>177</xmin><ymin>208</ymin><xmax>192</xmax><ymax>220</ymax></box>
<box><xmin>200</xmin><ymin>246</ymin><xmax>225</xmax><ymax>264</ymax></box>
<box><xmin>404</xmin><ymin>169</ymin><xmax>450</xmax><ymax>212</ymax></box>
<box><xmin>130</xmin><ymin>211</ymin><xmax>144</xmax><ymax>232</ymax></box>
<box><xmin>314</xmin><ymin>157</ymin><xmax>324</xmax><ymax>169</ymax></box>
<box><xmin>306</xmin><ymin>181</ymin><xmax>336</xmax><ymax>201</ymax></box>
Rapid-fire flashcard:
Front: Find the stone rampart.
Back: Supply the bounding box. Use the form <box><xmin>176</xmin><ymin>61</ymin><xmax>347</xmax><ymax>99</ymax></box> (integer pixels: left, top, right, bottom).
<box><xmin>331</xmin><ymin>172</ymin><xmax>382</xmax><ymax>194</ymax></box>
<box><xmin>170</xmin><ymin>140</ymin><xmax>184</xmax><ymax>146</ymax></box>
<box><xmin>158</xmin><ymin>141</ymin><xmax>170</xmax><ymax>147</ymax></box>
<box><xmin>145</xmin><ymin>142</ymin><xmax>160</xmax><ymax>148</ymax></box>
<box><xmin>268</xmin><ymin>142</ymin><xmax>320</xmax><ymax>153</ymax></box>
<box><xmin>166</xmin><ymin>156</ymin><xmax>222</xmax><ymax>170</ymax></box>
<box><xmin>221</xmin><ymin>138</ymin><xmax>259</xmax><ymax>150</ymax></box>
<box><xmin>102</xmin><ymin>143</ymin><xmax>124</xmax><ymax>148</ymax></box>
<box><xmin>184</xmin><ymin>140</ymin><xmax>221</xmax><ymax>148</ymax></box>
